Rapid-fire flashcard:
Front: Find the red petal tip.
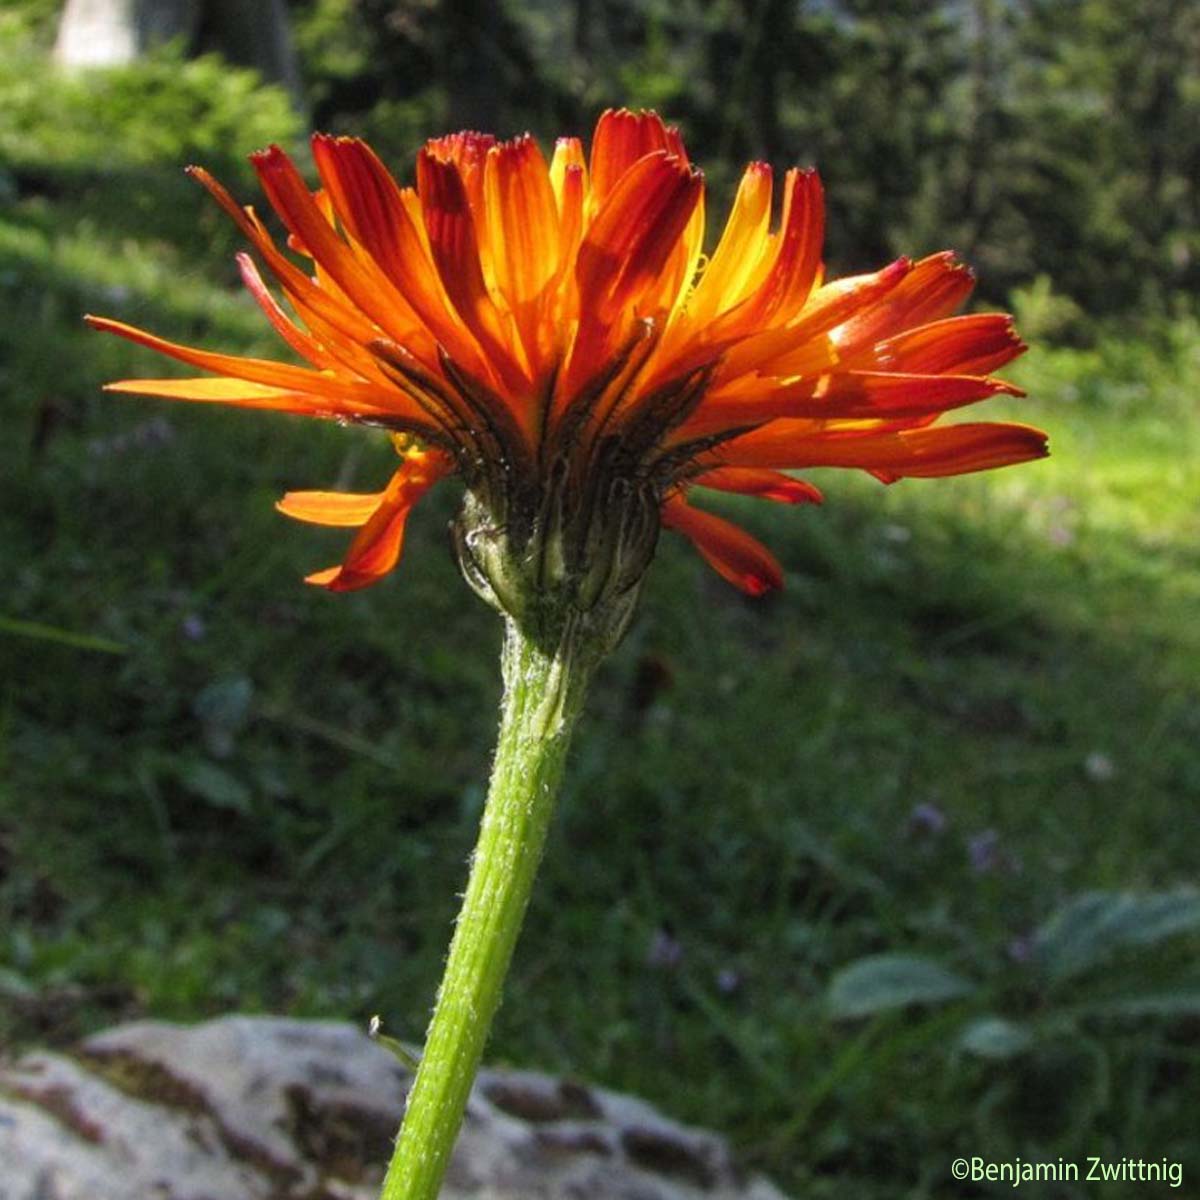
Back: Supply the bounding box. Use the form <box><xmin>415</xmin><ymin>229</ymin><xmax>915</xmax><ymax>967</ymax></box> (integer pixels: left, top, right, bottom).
<box><xmin>249</xmin><ymin>144</ymin><xmax>290</xmax><ymax>168</ymax></box>
<box><xmin>743</xmin><ymin>574</ymin><xmax>779</xmax><ymax>597</ymax></box>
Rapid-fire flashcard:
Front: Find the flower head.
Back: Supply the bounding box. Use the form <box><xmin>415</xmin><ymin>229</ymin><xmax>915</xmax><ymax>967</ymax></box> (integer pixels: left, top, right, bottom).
<box><xmin>88</xmin><ymin>110</ymin><xmax>1046</xmax><ymax>641</ymax></box>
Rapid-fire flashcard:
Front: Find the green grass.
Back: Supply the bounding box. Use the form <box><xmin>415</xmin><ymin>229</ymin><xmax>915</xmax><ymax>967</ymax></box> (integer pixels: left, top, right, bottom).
<box><xmin>3</xmin><ymin>77</ymin><xmax>1200</xmax><ymax>1200</ymax></box>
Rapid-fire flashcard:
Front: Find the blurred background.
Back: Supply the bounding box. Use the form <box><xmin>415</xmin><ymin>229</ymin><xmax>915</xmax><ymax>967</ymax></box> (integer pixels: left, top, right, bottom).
<box><xmin>1</xmin><ymin>1</ymin><xmax>1198</xmax><ymax>1196</ymax></box>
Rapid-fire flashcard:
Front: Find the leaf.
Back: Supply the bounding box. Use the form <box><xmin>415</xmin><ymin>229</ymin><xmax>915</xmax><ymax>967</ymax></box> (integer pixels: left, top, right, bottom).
<box><xmin>827</xmin><ymin>954</ymin><xmax>976</xmax><ymax>1020</ymax></box>
<box><xmin>368</xmin><ymin>1016</ymin><xmax>421</xmax><ymax>1071</ymax></box>
<box><xmin>958</xmin><ymin>1016</ymin><xmax>1034</xmax><ymax>1060</ymax></box>
<box><xmin>0</xmin><ymin>614</ymin><xmax>126</xmax><ymax>655</ymax></box>
<box><xmin>175</xmin><ymin>758</ymin><xmax>252</xmax><ymax>814</ymax></box>
<box><xmin>1070</xmin><ymin>989</ymin><xmax>1200</xmax><ymax>1020</ymax></box>
<box><xmin>1032</xmin><ymin>890</ymin><xmax>1200</xmax><ymax>983</ymax></box>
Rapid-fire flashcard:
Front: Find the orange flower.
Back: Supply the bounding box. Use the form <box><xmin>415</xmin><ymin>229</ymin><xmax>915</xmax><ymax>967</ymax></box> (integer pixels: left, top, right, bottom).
<box><xmin>88</xmin><ymin>110</ymin><xmax>1046</xmax><ymax>600</ymax></box>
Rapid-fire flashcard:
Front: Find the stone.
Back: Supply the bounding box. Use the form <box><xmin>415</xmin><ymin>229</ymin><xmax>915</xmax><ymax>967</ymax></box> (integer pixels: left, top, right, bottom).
<box><xmin>0</xmin><ymin>1016</ymin><xmax>788</xmax><ymax>1200</ymax></box>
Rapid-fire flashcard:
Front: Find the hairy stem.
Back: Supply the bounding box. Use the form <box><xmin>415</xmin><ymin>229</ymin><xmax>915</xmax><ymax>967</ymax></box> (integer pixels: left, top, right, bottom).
<box><xmin>380</xmin><ymin>615</ymin><xmax>595</xmax><ymax>1200</ymax></box>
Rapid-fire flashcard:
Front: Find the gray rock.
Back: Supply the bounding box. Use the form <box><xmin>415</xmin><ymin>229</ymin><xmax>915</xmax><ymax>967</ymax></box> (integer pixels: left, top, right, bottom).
<box><xmin>0</xmin><ymin>1016</ymin><xmax>788</xmax><ymax>1200</ymax></box>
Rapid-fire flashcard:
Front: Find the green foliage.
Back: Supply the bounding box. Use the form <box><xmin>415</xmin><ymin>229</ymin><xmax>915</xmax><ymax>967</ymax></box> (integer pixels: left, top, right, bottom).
<box><xmin>0</xmin><ymin>42</ymin><xmax>299</xmax><ymax>178</ymax></box>
<box><xmin>831</xmin><ymin>889</ymin><xmax>1200</xmax><ymax>1047</ymax></box>
<box><xmin>0</xmin><ymin>0</ymin><xmax>60</xmax><ymax>46</ymax></box>
<box><xmin>1009</xmin><ymin>276</ymin><xmax>1087</xmax><ymax>344</ymax></box>
<box><xmin>825</xmin><ymin>890</ymin><xmax>1200</xmax><ymax>1177</ymax></box>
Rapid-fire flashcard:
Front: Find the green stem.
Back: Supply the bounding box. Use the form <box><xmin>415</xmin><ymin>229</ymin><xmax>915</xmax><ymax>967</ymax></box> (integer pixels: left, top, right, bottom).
<box><xmin>380</xmin><ymin>615</ymin><xmax>596</xmax><ymax>1200</ymax></box>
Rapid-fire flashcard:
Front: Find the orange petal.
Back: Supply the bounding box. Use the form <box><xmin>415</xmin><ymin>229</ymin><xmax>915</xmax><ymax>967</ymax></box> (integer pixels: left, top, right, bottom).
<box><xmin>236</xmin><ymin>253</ymin><xmax>331</xmax><ymax>368</ymax></box>
<box><xmin>575</xmin><ymin>151</ymin><xmax>703</xmax><ymax>318</ymax></box>
<box><xmin>589</xmin><ymin>109</ymin><xmax>689</xmax><ymax>205</ymax></box>
<box><xmin>712</xmin><ymin>370</ymin><xmax>1022</xmax><ymax>427</ymax></box>
<box><xmin>717</xmin><ymin>420</ymin><xmax>1050</xmax><ymax>477</ymax></box>
<box><xmin>308</xmin><ymin>135</ymin><xmax>473</xmax><ymax>376</ymax></box>
<box><xmin>549</xmin><ymin>137</ymin><xmax>587</xmax><ymax>211</ymax></box>
<box><xmin>310</xmin><ymin>138</ymin><xmax>438</xmax><ymax>306</ymax></box>
<box><xmin>277</xmin><ymin>285</ymin><xmax>403</xmax><ymax>385</ymax></box>
<box><xmin>251</xmin><ymin>145</ymin><xmax>441</xmax><ymax>358</ymax></box>
<box><xmin>832</xmin><ymin>252</ymin><xmax>976</xmax><ymax>351</ymax></box>
<box><xmin>686</xmin><ymin>162</ymin><xmax>773</xmax><ymax>326</ymax></box>
<box><xmin>819</xmin><ymin>369</ymin><xmax>1024</xmax><ymax>414</ymax></box>
<box><xmin>741</xmin><ymin>168</ymin><xmax>824</xmax><ymax>325</ymax></box>
<box><xmin>423</xmin><ymin>131</ymin><xmax>495</xmax><ymax>213</ymax></box>
<box><xmin>187</xmin><ymin>165</ymin><xmax>386</xmax><ymax>356</ymax></box>
<box><xmin>103</xmin><ymin>376</ymin><xmax>334</xmax><ymax>415</ymax></box>
<box><xmin>563</xmin><ymin>152</ymin><xmax>701</xmax><ymax>398</ymax></box>
<box><xmin>415</xmin><ymin>149</ymin><xmax>489</xmax><ymax>301</ymax></box>
<box><xmin>554</xmin><ymin>162</ymin><xmax>585</xmax><ymax>283</ymax></box>
<box><xmin>548</xmin><ymin>143</ymin><xmax>586</xmax><ymax>326</ymax></box>
<box><xmin>85</xmin><ymin>316</ymin><xmax>395</xmax><ymax>414</ymax></box>
<box><xmin>693</xmin><ymin>467</ymin><xmax>823</xmax><ymax>505</ymax></box>
<box><xmin>680</xmin><ymin>303</ymin><xmax>1015</xmax><ymax>439</ymax></box>
<box><xmin>661</xmin><ymin>494</ymin><xmax>784</xmax><ymax>595</ymax></box>
<box><xmin>276</xmin><ymin>490</ymin><xmax>384</xmax><ymax>527</ymax></box>
<box><xmin>305</xmin><ymin>450</ymin><xmax>454</xmax><ymax>591</ymax></box>
<box><xmin>717</xmin><ymin>257</ymin><xmax>911</xmax><ymax>380</ymax></box>
<box><xmin>658</xmin><ymin>187</ymin><xmax>707</xmax><ymax>323</ymax></box>
<box><xmin>284</xmin><ymin>186</ymin><xmax>335</xmax><ymax>257</ymax></box>
<box><xmin>866</xmin><ymin>313</ymin><xmax>1026</xmax><ymax>376</ymax></box>
<box><xmin>483</xmin><ymin>135</ymin><xmax>560</xmax><ymax>359</ymax></box>
<box><xmin>484</xmin><ymin>135</ymin><xmax>558</xmax><ymax>300</ymax></box>
<box><xmin>416</xmin><ymin>148</ymin><xmax>529</xmax><ymax>394</ymax></box>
